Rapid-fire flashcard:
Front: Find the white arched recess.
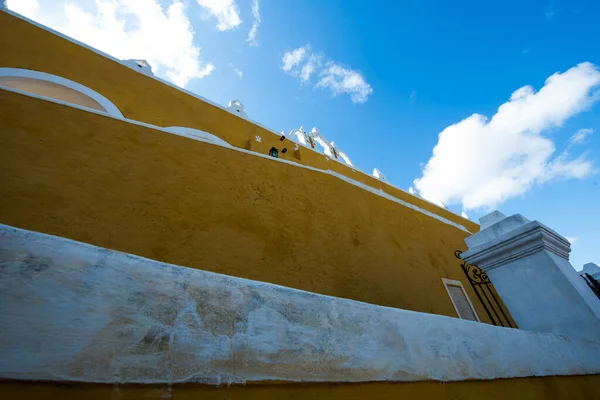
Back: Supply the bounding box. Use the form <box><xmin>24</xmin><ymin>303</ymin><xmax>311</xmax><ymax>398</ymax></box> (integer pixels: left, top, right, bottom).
<box><xmin>0</xmin><ymin>68</ymin><xmax>123</xmax><ymax>117</ymax></box>
<box><xmin>164</xmin><ymin>126</ymin><xmax>232</xmax><ymax>148</ymax></box>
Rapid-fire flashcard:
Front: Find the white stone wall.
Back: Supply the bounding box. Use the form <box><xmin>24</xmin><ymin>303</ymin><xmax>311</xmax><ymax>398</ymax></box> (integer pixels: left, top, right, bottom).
<box><xmin>1</xmin><ymin>224</ymin><xmax>599</xmax><ymax>385</ymax></box>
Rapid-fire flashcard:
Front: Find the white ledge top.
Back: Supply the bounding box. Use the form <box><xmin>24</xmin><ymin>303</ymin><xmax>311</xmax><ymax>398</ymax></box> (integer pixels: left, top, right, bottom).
<box><xmin>1</xmin><ymin>223</ymin><xmax>599</xmax><ymax>385</ymax></box>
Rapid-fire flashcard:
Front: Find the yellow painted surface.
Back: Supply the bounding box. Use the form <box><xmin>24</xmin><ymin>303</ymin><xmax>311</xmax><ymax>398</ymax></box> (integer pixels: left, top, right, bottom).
<box><xmin>2</xmin><ymin>375</ymin><xmax>600</xmax><ymax>400</ymax></box>
<box><xmin>1</xmin><ymin>89</ymin><xmax>495</xmax><ymax>321</ymax></box>
<box><xmin>0</xmin><ymin>11</ymin><xmax>479</xmax><ymax>233</ymax></box>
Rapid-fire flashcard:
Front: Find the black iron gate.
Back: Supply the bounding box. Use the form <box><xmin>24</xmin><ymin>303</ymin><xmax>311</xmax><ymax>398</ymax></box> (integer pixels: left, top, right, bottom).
<box><xmin>582</xmin><ymin>273</ymin><xmax>600</xmax><ymax>300</ymax></box>
<box><xmin>454</xmin><ymin>250</ymin><xmax>515</xmax><ymax>328</ymax></box>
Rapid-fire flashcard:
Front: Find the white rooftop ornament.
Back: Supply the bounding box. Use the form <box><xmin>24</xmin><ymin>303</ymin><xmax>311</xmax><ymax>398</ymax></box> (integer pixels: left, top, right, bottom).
<box><xmin>286</xmin><ymin>126</ymin><xmax>353</xmax><ymax>166</ymax></box>
<box><xmin>309</xmin><ymin>127</ymin><xmax>333</xmax><ymax>157</ymax></box>
<box><xmin>121</xmin><ymin>59</ymin><xmax>154</xmax><ymax>77</ymax></box>
<box><xmin>408</xmin><ymin>186</ymin><xmax>422</xmax><ymax>198</ymax></box>
<box><xmin>226</xmin><ymin>100</ymin><xmax>248</xmax><ymax>118</ymax></box>
<box><xmin>372</xmin><ymin>168</ymin><xmax>386</xmax><ymax>181</ymax></box>
<box><xmin>461</xmin><ymin>212</ymin><xmax>469</xmax><ymax>220</ymax></box>
<box><xmin>287</xmin><ymin>126</ymin><xmax>308</xmax><ymax>145</ymax></box>
<box><xmin>330</xmin><ymin>141</ymin><xmax>353</xmax><ymax>166</ymax></box>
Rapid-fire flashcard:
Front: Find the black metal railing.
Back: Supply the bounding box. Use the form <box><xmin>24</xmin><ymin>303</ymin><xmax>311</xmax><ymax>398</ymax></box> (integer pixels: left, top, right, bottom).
<box><xmin>582</xmin><ymin>273</ymin><xmax>600</xmax><ymax>300</ymax></box>
<box><xmin>454</xmin><ymin>250</ymin><xmax>515</xmax><ymax>328</ymax></box>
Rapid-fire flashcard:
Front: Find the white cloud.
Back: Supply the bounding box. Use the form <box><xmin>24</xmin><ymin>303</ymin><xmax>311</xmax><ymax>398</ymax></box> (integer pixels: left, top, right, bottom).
<box><xmin>566</xmin><ymin>236</ymin><xmax>578</xmax><ymax>244</ymax></box>
<box><xmin>196</xmin><ymin>0</ymin><xmax>241</xmax><ymax>31</ymax></box>
<box><xmin>570</xmin><ymin>128</ymin><xmax>595</xmax><ymax>144</ymax></box>
<box><xmin>414</xmin><ymin>62</ymin><xmax>600</xmax><ymax>211</ymax></box>
<box><xmin>281</xmin><ymin>45</ymin><xmax>373</xmax><ymax>103</ymax></box>
<box><xmin>246</xmin><ymin>0</ymin><xmax>260</xmax><ymax>46</ymax></box>
<box><xmin>229</xmin><ymin>63</ymin><xmax>243</xmax><ymax>77</ymax></box>
<box><xmin>316</xmin><ymin>63</ymin><xmax>373</xmax><ymax>104</ymax></box>
<box><xmin>299</xmin><ymin>53</ymin><xmax>322</xmax><ymax>83</ymax></box>
<box><xmin>6</xmin><ymin>0</ymin><xmax>38</xmax><ymax>14</ymax></box>
<box><xmin>7</xmin><ymin>0</ymin><xmax>214</xmax><ymax>88</ymax></box>
<box><xmin>282</xmin><ymin>46</ymin><xmax>308</xmax><ymax>72</ymax></box>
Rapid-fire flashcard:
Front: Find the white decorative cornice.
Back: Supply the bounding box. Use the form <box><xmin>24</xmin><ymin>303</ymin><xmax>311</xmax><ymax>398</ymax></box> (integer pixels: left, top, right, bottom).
<box><xmin>462</xmin><ymin>220</ymin><xmax>571</xmax><ymax>272</ymax></box>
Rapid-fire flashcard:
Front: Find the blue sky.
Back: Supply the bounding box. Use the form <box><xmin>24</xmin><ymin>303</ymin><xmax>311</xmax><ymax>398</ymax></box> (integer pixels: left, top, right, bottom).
<box><xmin>7</xmin><ymin>0</ymin><xmax>600</xmax><ymax>269</ymax></box>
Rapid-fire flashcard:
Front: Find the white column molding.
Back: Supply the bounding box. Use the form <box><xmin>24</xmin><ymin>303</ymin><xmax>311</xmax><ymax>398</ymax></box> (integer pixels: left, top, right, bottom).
<box><xmin>461</xmin><ymin>212</ymin><xmax>600</xmax><ymax>341</ymax></box>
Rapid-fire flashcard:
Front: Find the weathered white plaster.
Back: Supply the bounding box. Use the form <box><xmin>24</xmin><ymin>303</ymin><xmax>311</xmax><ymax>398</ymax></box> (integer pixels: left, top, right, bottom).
<box><xmin>121</xmin><ymin>59</ymin><xmax>155</xmax><ymax>77</ymax></box>
<box><xmin>1</xmin><ymin>85</ymin><xmax>469</xmax><ymax>233</ymax></box>
<box><xmin>1</xmin><ymin>224</ymin><xmax>599</xmax><ymax>385</ymax></box>
<box><xmin>462</xmin><ymin>211</ymin><xmax>600</xmax><ymax>341</ymax></box>
<box><xmin>163</xmin><ymin>126</ymin><xmax>232</xmax><ymax>147</ymax></box>
<box><xmin>0</xmin><ymin>68</ymin><xmax>123</xmax><ymax>117</ymax></box>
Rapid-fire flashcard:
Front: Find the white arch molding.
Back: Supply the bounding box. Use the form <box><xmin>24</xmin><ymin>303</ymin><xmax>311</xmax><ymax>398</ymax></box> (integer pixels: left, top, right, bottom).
<box><xmin>164</xmin><ymin>126</ymin><xmax>232</xmax><ymax>148</ymax></box>
<box><xmin>0</xmin><ymin>68</ymin><xmax>123</xmax><ymax>117</ymax></box>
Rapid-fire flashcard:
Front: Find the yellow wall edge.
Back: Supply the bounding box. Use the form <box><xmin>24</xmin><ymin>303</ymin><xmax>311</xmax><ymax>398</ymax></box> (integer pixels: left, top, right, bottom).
<box><xmin>2</xmin><ymin>375</ymin><xmax>600</xmax><ymax>400</ymax></box>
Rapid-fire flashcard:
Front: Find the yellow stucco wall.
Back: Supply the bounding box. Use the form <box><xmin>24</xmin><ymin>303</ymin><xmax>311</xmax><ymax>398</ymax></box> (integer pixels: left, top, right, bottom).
<box><xmin>0</xmin><ymin>10</ymin><xmax>479</xmax><ymax>234</ymax></box>
<box><xmin>1</xmin><ymin>89</ymin><xmax>491</xmax><ymax>321</ymax></box>
<box><xmin>2</xmin><ymin>375</ymin><xmax>600</xmax><ymax>400</ymax></box>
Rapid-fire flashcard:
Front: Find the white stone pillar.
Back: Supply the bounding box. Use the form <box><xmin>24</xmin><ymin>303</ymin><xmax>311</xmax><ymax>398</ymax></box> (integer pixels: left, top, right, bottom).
<box><xmin>461</xmin><ymin>211</ymin><xmax>600</xmax><ymax>342</ymax></box>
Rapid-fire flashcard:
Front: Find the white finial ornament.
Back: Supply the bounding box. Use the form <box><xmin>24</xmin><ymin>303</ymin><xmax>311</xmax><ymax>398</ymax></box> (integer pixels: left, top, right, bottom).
<box><xmin>373</xmin><ymin>168</ymin><xmax>386</xmax><ymax>181</ymax></box>
<box><xmin>226</xmin><ymin>100</ymin><xmax>248</xmax><ymax>118</ymax></box>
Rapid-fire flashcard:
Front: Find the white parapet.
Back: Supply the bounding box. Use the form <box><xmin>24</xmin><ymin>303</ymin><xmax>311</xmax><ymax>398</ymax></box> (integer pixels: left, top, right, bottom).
<box><xmin>0</xmin><ymin>223</ymin><xmax>599</xmax><ymax>385</ymax></box>
<box><xmin>461</xmin><ymin>211</ymin><xmax>600</xmax><ymax>342</ymax></box>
